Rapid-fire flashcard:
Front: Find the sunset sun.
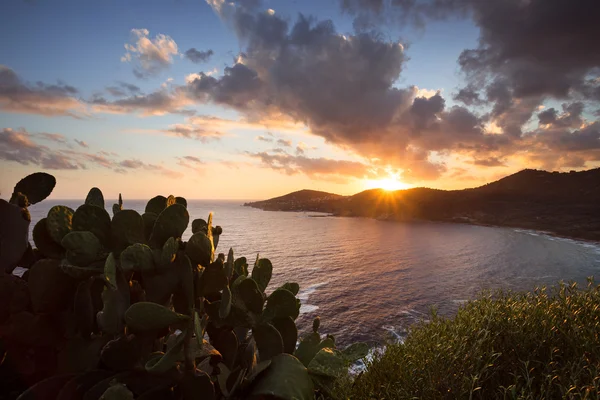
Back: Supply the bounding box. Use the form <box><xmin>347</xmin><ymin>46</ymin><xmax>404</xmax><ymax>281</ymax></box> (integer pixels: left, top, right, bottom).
<box><xmin>365</xmin><ymin>175</ymin><xmax>412</xmax><ymax>191</ymax></box>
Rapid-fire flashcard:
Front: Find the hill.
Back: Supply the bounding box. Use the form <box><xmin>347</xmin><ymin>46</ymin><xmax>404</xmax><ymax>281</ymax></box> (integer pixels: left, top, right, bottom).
<box><xmin>244</xmin><ymin>168</ymin><xmax>600</xmax><ymax>241</ymax></box>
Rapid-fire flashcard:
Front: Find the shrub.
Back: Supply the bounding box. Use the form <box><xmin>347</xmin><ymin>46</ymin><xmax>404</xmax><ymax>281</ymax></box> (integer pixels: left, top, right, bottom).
<box><xmin>349</xmin><ymin>280</ymin><xmax>600</xmax><ymax>399</ymax></box>
<box><xmin>0</xmin><ymin>173</ymin><xmax>367</xmax><ymax>400</ymax></box>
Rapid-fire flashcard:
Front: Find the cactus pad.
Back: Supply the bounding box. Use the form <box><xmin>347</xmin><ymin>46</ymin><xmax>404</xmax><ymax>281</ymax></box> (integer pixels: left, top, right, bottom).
<box><xmin>11</xmin><ymin>172</ymin><xmax>55</xmax><ymax>205</ymax></box>
<box><xmin>46</xmin><ymin>205</ymin><xmax>74</xmax><ymax>244</ymax></box>
<box><xmin>85</xmin><ymin>187</ymin><xmax>105</xmax><ymax>208</ymax></box>
<box><xmin>72</xmin><ymin>204</ymin><xmax>112</xmax><ymax>246</ymax></box>
<box><xmin>148</xmin><ymin>204</ymin><xmax>189</xmax><ymax>249</ymax></box>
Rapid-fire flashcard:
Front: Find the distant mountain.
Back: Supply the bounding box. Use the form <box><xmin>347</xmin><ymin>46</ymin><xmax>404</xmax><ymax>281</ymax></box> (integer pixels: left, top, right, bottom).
<box><xmin>244</xmin><ymin>189</ymin><xmax>344</xmax><ymax>212</ymax></box>
<box><xmin>245</xmin><ymin>168</ymin><xmax>600</xmax><ymax>241</ymax></box>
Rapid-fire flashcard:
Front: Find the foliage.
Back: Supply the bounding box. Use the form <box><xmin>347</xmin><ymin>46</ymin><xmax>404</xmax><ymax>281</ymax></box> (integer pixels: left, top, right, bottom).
<box><xmin>349</xmin><ymin>280</ymin><xmax>600</xmax><ymax>399</ymax></box>
<box><xmin>0</xmin><ymin>172</ymin><xmax>367</xmax><ymax>400</ymax></box>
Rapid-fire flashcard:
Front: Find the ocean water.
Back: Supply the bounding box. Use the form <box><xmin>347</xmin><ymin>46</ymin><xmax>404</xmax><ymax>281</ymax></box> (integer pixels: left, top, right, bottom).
<box><xmin>27</xmin><ymin>200</ymin><xmax>600</xmax><ymax>347</ymax></box>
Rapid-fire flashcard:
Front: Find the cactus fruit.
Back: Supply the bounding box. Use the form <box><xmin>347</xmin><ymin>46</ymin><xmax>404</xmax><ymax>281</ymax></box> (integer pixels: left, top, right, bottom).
<box><xmin>47</xmin><ymin>205</ymin><xmax>74</xmax><ymax>244</ymax></box>
<box><xmin>10</xmin><ymin>172</ymin><xmax>55</xmax><ymax>205</ymax></box>
<box><xmin>85</xmin><ymin>187</ymin><xmax>105</xmax><ymax>208</ymax></box>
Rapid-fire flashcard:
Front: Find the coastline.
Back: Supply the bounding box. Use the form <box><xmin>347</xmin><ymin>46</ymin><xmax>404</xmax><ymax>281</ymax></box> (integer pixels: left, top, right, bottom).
<box><xmin>244</xmin><ymin>204</ymin><xmax>600</xmax><ymax>245</ymax></box>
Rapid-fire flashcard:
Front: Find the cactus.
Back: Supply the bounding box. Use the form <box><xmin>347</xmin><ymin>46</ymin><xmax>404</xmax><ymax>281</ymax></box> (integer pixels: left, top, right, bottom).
<box><xmin>185</xmin><ymin>232</ymin><xmax>213</xmax><ymax>267</ymax></box>
<box><xmin>72</xmin><ymin>204</ymin><xmax>112</xmax><ymax>247</ymax></box>
<box><xmin>1</xmin><ymin>174</ymin><xmax>365</xmax><ymax>399</ymax></box>
<box><xmin>10</xmin><ymin>172</ymin><xmax>55</xmax><ymax>205</ymax></box>
<box><xmin>0</xmin><ymin>199</ymin><xmax>30</xmax><ymax>272</ymax></box>
<box><xmin>145</xmin><ymin>195</ymin><xmax>168</xmax><ymax>215</ymax></box>
<box><xmin>32</xmin><ymin>218</ymin><xmax>64</xmax><ymax>258</ymax></box>
<box><xmin>111</xmin><ymin>210</ymin><xmax>145</xmax><ymax>251</ymax></box>
<box><xmin>148</xmin><ymin>204</ymin><xmax>189</xmax><ymax>248</ymax></box>
<box><xmin>85</xmin><ymin>187</ymin><xmax>105</xmax><ymax>208</ymax></box>
<box><xmin>62</xmin><ymin>231</ymin><xmax>103</xmax><ymax>266</ymax></box>
<box><xmin>47</xmin><ymin>205</ymin><xmax>74</xmax><ymax>244</ymax></box>
<box><xmin>251</xmin><ymin>258</ymin><xmax>273</xmax><ymax>292</ymax></box>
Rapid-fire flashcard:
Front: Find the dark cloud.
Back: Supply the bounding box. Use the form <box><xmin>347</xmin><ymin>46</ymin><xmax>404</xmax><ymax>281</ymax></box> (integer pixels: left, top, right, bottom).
<box><xmin>453</xmin><ymin>85</ymin><xmax>481</xmax><ymax>106</ymax></box>
<box><xmin>0</xmin><ymin>128</ymin><xmax>78</xmax><ymax>169</ymax></box>
<box><xmin>0</xmin><ymin>65</ymin><xmax>85</xmax><ymax>117</ymax></box>
<box><xmin>106</xmin><ymin>82</ymin><xmax>141</xmax><ymax>97</ymax></box>
<box><xmin>335</xmin><ymin>0</ymin><xmax>600</xmax><ymax>173</ymax></box>
<box><xmin>184</xmin><ymin>48</ymin><xmax>214</xmax><ymax>63</ymax></box>
<box><xmin>537</xmin><ymin>103</ymin><xmax>585</xmax><ymax>129</ymax></box>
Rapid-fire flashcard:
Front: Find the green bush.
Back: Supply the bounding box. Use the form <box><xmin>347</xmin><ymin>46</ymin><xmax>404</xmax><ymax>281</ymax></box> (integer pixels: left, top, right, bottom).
<box><xmin>0</xmin><ymin>173</ymin><xmax>367</xmax><ymax>400</ymax></box>
<box><xmin>349</xmin><ymin>280</ymin><xmax>600</xmax><ymax>399</ymax></box>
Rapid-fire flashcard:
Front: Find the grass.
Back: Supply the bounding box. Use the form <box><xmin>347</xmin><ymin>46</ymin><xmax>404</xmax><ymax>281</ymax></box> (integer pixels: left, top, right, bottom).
<box><xmin>343</xmin><ymin>279</ymin><xmax>600</xmax><ymax>399</ymax></box>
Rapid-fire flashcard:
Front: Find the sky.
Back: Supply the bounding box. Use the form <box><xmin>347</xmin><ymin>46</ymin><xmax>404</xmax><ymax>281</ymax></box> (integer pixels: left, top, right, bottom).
<box><xmin>1</xmin><ymin>0</ymin><xmax>599</xmax><ymax>199</ymax></box>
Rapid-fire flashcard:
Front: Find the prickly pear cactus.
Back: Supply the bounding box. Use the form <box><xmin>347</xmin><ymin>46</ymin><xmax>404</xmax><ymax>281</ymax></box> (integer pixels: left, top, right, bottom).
<box><xmin>0</xmin><ymin>175</ymin><xmax>366</xmax><ymax>400</ymax></box>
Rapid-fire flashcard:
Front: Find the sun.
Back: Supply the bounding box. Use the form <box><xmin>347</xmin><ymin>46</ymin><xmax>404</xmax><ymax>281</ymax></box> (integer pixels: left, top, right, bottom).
<box><xmin>365</xmin><ymin>174</ymin><xmax>412</xmax><ymax>191</ymax></box>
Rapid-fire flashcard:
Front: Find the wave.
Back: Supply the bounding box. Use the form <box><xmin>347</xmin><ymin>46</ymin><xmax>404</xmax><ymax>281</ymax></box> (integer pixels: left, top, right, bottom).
<box><xmin>298</xmin><ymin>281</ymin><xmax>329</xmax><ymax>314</ymax></box>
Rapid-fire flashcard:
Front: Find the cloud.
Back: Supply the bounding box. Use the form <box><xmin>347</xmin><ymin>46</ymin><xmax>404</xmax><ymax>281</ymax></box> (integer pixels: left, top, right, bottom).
<box><xmin>118</xmin><ymin>158</ymin><xmax>183</xmax><ymax>178</ymax></box>
<box><xmin>191</xmin><ymin>0</ymin><xmax>600</xmax><ymax>178</ymax></box>
<box><xmin>0</xmin><ymin>128</ymin><xmax>79</xmax><ymax>169</ymax></box>
<box><xmin>248</xmin><ymin>150</ymin><xmax>371</xmax><ymax>181</ymax></box>
<box><xmin>75</xmin><ymin>139</ymin><xmax>88</xmax><ymax>148</ymax></box>
<box><xmin>105</xmin><ymin>82</ymin><xmax>141</xmax><ymax>97</ymax></box>
<box><xmin>162</xmin><ymin>122</ymin><xmax>224</xmax><ymax>142</ymax></box>
<box><xmin>0</xmin><ymin>65</ymin><xmax>86</xmax><ymax>117</ymax></box>
<box><xmin>276</xmin><ymin>138</ymin><xmax>292</xmax><ymax>147</ymax></box>
<box><xmin>256</xmin><ymin>135</ymin><xmax>273</xmax><ymax>142</ymax></box>
<box><xmin>37</xmin><ymin>132</ymin><xmax>68</xmax><ymax>144</ymax></box>
<box><xmin>471</xmin><ymin>157</ymin><xmax>506</xmax><ymax>167</ymax></box>
<box><xmin>89</xmin><ymin>86</ymin><xmax>193</xmax><ymax>116</ymax></box>
<box><xmin>177</xmin><ymin>155</ymin><xmax>205</xmax><ymax>171</ymax></box>
<box><xmin>121</xmin><ymin>29</ymin><xmax>179</xmax><ymax>78</ymax></box>
<box><xmin>184</xmin><ymin>48</ymin><xmax>214</xmax><ymax>63</ymax></box>
<box><xmin>1</xmin><ymin>128</ymin><xmax>184</xmax><ymax>176</ymax></box>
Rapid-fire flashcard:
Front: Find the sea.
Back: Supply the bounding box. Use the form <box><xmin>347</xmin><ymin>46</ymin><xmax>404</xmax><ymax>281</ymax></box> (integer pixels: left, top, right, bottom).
<box><xmin>26</xmin><ymin>199</ymin><xmax>600</xmax><ymax>349</ymax></box>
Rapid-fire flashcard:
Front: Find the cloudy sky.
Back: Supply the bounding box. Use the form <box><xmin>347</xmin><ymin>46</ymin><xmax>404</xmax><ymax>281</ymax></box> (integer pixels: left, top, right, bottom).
<box><xmin>1</xmin><ymin>0</ymin><xmax>598</xmax><ymax>199</ymax></box>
